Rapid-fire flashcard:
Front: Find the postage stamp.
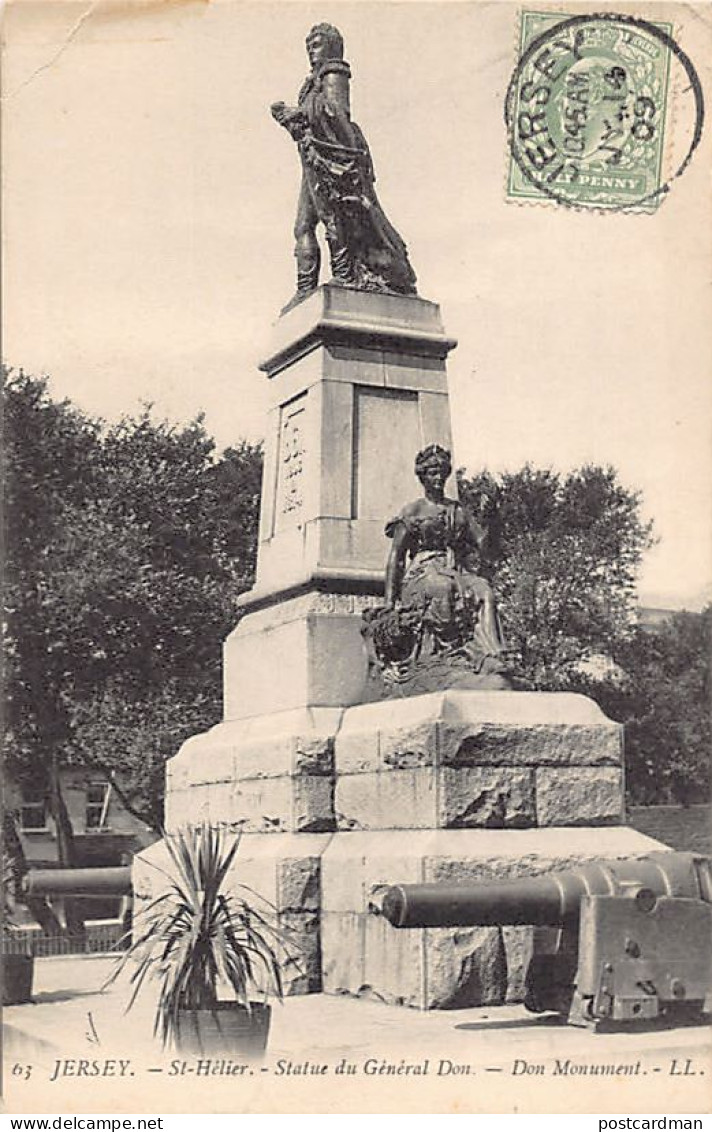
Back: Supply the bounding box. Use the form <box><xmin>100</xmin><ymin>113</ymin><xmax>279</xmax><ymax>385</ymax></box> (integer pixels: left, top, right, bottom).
<box><xmin>505</xmin><ymin>11</ymin><xmax>687</xmax><ymax>211</ymax></box>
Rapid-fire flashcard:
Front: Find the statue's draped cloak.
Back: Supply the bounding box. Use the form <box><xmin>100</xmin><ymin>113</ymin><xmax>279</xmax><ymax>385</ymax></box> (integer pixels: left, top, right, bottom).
<box><xmin>296</xmin><ymin>61</ymin><xmax>417</xmax><ymax>295</ymax></box>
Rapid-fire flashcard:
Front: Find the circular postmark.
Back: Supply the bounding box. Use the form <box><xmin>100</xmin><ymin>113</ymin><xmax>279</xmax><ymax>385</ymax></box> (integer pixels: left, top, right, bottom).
<box><xmin>505</xmin><ymin>12</ymin><xmax>704</xmax><ymax>211</ymax></box>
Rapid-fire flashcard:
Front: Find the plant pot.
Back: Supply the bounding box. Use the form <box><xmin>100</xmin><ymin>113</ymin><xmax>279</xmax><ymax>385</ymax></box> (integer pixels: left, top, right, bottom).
<box><xmin>175</xmin><ymin>1001</ymin><xmax>272</xmax><ymax>1058</ymax></box>
<box><xmin>2</xmin><ymin>954</ymin><xmax>34</xmax><ymax>1005</ymax></box>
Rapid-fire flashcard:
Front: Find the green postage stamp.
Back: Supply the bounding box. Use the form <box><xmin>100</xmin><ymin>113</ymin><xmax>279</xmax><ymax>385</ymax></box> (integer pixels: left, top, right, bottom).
<box><xmin>506</xmin><ymin>11</ymin><xmax>677</xmax><ymax>211</ymax></box>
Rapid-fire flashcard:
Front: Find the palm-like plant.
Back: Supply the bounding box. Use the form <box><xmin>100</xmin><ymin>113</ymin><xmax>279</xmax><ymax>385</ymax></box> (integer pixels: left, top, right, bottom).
<box><xmin>110</xmin><ymin>825</ymin><xmax>294</xmax><ymax>1048</ymax></box>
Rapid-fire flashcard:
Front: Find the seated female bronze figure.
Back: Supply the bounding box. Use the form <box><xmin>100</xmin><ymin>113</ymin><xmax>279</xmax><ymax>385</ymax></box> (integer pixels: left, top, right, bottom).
<box><xmin>363</xmin><ymin>445</ymin><xmax>511</xmax><ymax>698</ymax></box>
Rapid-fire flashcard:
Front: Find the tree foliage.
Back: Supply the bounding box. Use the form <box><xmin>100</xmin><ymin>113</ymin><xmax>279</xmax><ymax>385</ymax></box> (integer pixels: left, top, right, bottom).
<box><xmin>3</xmin><ymin>369</ymin><xmax>263</xmax><ymax>853</ymax></box>
<box><xmin>593</xmin><ymin>609</ymin><xmax>711</xmax><ymax>806</ymax></box>
<box><xmin>4</xmin><ymin>368</ymin><xmax>105</xmax><ymax>924</ymax></box>
<box><xmin>458</xmin><ymin>464</ymin><xmax>655</xmax><ymax>688</ymax></box>
<box><xmin>459</xmin><ymin>463</ymin><xmax>708</xmax><ymax>805</ymax></box>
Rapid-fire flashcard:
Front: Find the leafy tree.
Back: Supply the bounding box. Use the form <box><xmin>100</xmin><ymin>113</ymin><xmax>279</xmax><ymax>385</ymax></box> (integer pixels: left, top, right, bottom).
<box><xmin>458</xmin><ymin>464</ymin><xmax>654</xmax><ymax>689</ymax></box>
<box><xmin>3</xmin><ymin>370</ymin><xmax>263</xmax><ymax>931</ymax></box>
<box><xmin>68</xmin><ymin>681</ymin><xmax>218</xmax><ymax>832</ymax></box>
<box><xmin>459</xmin><ymin>463</ymin><xmax>708</xmax><ymax>804</ymax></box>
<box><xmin>4</xmin><ymin>369</ymin><xmax>104</xmax><ymax>934</ymax></box>
<box><xmin>592</xmin><ymin>608</ymin><xmax>711</xmax><ymax>806</ymax></box>
<box><xmin>65</xmin><ymin>426</ymin><xmax>263</xmax><ymax>830</ymax></box>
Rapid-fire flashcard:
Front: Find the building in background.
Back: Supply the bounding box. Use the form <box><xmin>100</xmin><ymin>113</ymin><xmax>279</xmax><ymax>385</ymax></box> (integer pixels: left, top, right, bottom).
<box><xmin>15</xmin><ymin>769</ymin><xmax>155</xmax><ymax>873</ymax></box>
<box><xmin>7</xmin><ymin>770</ymin><xmax>156</xmax><ymax>932</ymax></box>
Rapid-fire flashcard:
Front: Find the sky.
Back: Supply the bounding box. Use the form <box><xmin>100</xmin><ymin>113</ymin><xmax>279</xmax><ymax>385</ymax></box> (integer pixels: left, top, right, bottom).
<box><xmin>3</xmin><ymin>0</ymin><xmax>711</xmax><ymax>609</ymax></box>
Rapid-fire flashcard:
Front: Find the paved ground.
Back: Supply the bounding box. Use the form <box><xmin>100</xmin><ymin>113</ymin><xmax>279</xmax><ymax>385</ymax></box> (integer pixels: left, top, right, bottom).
<box><xmin>3</xmin><ymin>956</ymin><xmax>711</xmax><ymax>1114</ymax></box>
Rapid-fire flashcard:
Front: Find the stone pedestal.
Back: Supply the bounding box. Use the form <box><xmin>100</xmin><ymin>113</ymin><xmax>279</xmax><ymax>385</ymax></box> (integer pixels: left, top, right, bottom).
<box><xmin>223</xmin><ymin>285</ymin><xmax>457</xmax><ymax>723</ymax></box>
<box><xmin>250</xmin><ymin>285</ymin><xmax>457</xmax><ymax>600</ymax></box>
<box><xmin>136</xmin><ymin>286</ymin><xmax>666</xmax><ymax>1010</ymax></box>
<box><xmin>333</xmin><ymin>691</ymin><xmax>625</xmax><ymax>831</ymax></box>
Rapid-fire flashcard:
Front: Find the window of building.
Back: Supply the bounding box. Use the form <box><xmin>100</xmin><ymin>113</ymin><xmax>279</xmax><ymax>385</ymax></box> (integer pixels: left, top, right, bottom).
<box><xmin>20</xmin><ymin>787</ymin><xmax>48</xmax><ymax>832</ymax></box>
<box><xmin>85</xmin><ymin>781</ymin><xmax>112</xmax><ymax>830</ymax></box>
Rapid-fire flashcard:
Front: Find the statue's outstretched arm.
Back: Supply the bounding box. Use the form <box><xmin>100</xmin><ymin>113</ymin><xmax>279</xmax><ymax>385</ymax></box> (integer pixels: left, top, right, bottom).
<box><xmin>270</xmin><ymin>101</ymin><xmax>308</xmax><ymax>139</ymax></box>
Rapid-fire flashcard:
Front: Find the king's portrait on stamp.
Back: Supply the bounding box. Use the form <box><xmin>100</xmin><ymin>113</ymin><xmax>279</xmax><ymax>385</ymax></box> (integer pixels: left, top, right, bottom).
<box><xmin>505</xmin><ymin>11</ymin><xmax>704</xmax><ymax>211</ymax></box>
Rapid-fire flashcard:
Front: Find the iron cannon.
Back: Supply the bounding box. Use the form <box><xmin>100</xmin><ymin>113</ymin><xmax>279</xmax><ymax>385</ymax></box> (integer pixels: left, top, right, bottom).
<box><xmin>380</xmin><ymin>851</ymin><xmax>712</xmax><ymax>1027</ymax></box>
<box><xmin>23</xmin><ymin>867</ymin><xmax>132</xmax><ymax>898</ymax></box>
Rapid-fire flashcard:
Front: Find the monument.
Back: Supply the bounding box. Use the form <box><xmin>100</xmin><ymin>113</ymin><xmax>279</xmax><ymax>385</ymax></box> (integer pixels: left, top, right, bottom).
<box><xmin>135</xmin><ymin>25</ymin><xmax>664</xmax><ymax>1008</ymax></box>
<box><xmin>270</xmin><ymin>22</ymin><xmax>417</xmax><ymax>310</ymax></box>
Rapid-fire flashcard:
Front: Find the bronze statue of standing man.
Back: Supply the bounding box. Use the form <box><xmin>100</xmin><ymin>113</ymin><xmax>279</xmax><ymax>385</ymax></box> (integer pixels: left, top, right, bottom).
<box><xmin>271</xmin><ymin>24</ymin><xmax>417</xmax><ymax>312</ymax></box>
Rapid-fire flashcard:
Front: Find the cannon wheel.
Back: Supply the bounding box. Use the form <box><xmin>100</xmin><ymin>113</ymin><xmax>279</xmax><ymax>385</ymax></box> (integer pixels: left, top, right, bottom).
<box><xmin>524</xmin><ymin>953</ymin><xmax>576</xmax><ymax>1017</ymax></box>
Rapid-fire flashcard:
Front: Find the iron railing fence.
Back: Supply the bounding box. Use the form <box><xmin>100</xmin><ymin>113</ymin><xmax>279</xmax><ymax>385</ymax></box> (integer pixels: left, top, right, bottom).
<box><xmin>2</xmin><ymin>920</ymin><xmax>125</xmax><ymax>957</ymax></box>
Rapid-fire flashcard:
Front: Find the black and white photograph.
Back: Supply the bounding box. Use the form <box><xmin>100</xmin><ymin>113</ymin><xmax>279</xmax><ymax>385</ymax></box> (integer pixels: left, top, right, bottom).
<box><xmin>2</xmin><ymin>0</ymin><xmax>711</xmax><ymax>1118</ymax></box>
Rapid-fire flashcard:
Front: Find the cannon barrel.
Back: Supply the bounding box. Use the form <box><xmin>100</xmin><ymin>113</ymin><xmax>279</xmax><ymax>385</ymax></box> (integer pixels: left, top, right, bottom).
<box><xmin>381</xmin><ymin>851</ymin><xmax>712</xmax><ymax>929</ymax></box>
<box><xmin>23</xmin><ymin>867</ymin><xmax>132</xmax><ymax>899</ymax></box>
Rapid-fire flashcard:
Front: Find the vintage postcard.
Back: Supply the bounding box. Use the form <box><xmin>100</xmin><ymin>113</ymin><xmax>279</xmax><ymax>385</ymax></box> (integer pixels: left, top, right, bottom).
<box><xmin>2</xmin><ymin>0</ymin><xmax>711</xmax><ymax>1117</ymax></box>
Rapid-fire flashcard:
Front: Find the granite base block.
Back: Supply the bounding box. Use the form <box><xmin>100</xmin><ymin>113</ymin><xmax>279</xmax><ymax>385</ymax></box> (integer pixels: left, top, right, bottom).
<box><xmin>536</xmin><ymin>766</ymin><xmax>624</xmax><ymax>825</ymax></box>
<box><xmin>334</xmin><ymin>691</ymin><xmax>624</xmax><ymax>828</ymax></box>
<box><xmin>164</xmin><ymin>711</ymin><xmax>340</xmax><ymax>834</ymax></box>
<box><xmin>425</xmin><ymin>925</ymin><xmax>507</xmax><ymax>1008</ymax></box>
<box><xmin>321</xmin><ymin>911</ymin><xmax>365</xmax><ymax>997</ymax></box>
<box><xmin>439</xmin><ymin>766</ymin><xmax>535</xmax><ymax>829</ymax></box>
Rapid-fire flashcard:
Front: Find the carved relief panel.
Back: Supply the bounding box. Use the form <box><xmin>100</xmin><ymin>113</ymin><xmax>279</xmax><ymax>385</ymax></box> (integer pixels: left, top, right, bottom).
<box><xmin>274</xmin><ymin>394</ymin><xmax>307</xmax><ymax>532</ymax></box>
